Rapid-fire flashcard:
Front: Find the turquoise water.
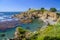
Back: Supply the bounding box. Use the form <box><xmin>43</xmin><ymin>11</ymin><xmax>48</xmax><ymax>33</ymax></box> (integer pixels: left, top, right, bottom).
<box><xmin>0</xmin><ymin>12</ymin><xmax>45</xmax><ymax>40</ymax></box>
<box><xmin>0</xmin><ymin>19</ymin><xmax>45</xmax><ymax>40</ymax></box>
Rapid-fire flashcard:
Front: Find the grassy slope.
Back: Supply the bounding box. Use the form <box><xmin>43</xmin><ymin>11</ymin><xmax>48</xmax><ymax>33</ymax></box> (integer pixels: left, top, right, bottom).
<box><xmin>37</xmin><ymin>22</ymin><xmax>60</xmax><ymax>40</ymax></box>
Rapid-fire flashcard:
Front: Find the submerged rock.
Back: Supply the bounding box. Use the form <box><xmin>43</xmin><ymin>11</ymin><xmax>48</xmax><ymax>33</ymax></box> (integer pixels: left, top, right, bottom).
<box><xmin>0</xmin><ymin>19</ymin><xmax>20</xmax><ymax>31</ymax></box>
<box><xmin>1</xmin><ymin>34</ymin><xmax>5</xmax><ymax>37</ymax></box>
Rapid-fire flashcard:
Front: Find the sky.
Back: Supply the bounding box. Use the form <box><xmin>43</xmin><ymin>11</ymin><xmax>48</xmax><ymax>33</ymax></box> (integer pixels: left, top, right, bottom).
<box><xmin>0</xmin><ymin>0</ymin><xmax>60</xmax><ymax>12</ymax></box>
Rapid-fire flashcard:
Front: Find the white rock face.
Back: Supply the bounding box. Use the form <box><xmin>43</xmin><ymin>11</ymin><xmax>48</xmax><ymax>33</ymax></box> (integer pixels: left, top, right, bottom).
<box><xmin>38</xmin><ymin>12</ymin><xmax>57</xmax><ymax>25</ymax></box>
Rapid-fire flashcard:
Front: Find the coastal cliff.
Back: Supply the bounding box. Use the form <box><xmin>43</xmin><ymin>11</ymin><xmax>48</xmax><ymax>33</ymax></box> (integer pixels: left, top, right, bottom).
<box><xmin>13</xmin><ymin>9</ymin><xmax>58</xmax><ymax>25</ymax></box>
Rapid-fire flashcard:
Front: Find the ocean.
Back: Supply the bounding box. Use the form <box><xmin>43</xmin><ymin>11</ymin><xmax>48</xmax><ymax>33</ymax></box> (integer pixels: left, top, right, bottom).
<box><xmin>0</xmin><ymin>12</ymin><xmax>45</xmax><ymax>40</ymax></box>
<box><xmin>0</xmin><ymin>12</ymin><xmax>20</xmax><ymax>40</ymax></box>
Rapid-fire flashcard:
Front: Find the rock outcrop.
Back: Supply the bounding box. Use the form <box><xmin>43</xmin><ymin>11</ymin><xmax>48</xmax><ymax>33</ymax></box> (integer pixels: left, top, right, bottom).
<box><xmin>13</xmin><ymin>27</ymin><xmax>32</xmax><ymax>40</ymax></box>
<box><xmin>13</xmin><ymin>10</ymin><xmax>58</xmax><ymax>25</ymax></box>
<box><xmin>38</xmin><ymin>11</ymin><xmax>58</xmax><ymax>25</ymax></box>
<box><xmin>14</xmin><ymin>12</ymin><xmax>33</xmax><ymax>23</ymax></box>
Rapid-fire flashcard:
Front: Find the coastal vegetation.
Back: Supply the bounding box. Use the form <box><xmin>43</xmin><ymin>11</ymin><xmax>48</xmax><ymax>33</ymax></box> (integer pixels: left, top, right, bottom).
<box><xmin>49</xmin><ymin>8</ymin><xmax>57</xmax><ymax>12</ymax></box>
<box><xmin>13</xmin><ymin>21</ymin><xmax>60</xmax><ymax>40</ymax></box>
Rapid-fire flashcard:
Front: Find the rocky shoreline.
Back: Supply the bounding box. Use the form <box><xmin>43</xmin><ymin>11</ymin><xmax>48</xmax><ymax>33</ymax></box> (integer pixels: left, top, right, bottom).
<box><xmin>0</xmin><ymin>8</ymin><xmax>59</xmax><ymax>33</ymax></box>
<box><xmin>1</xmin><ymin>8</ymin><xmax>59</xmax><ymax>40</ymax></box>
<box><xmin>13</xmin><ymin>9</ymin><xmax>58</xmax><ymax>25</ymax></box>
<box><xmin>0</xmin><ymin>9</ymin><xmax>59</xmax><ymax>31</ymax></box>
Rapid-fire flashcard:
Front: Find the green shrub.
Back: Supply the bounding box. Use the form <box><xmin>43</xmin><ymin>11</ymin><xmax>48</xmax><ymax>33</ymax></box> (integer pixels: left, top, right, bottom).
<box><xmin>49</xmin><ymin>8</ymin><xmax>57</xmax><ymax>12</ymax></box>
<box><xmin>16</xmin><ymin>27</ymin><xmax>26</xmax><ymax>34</ymax></box>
